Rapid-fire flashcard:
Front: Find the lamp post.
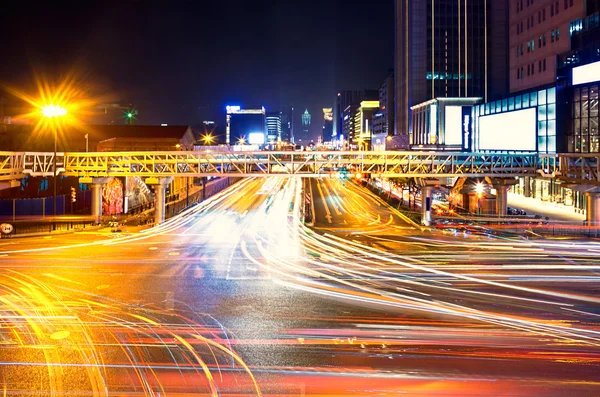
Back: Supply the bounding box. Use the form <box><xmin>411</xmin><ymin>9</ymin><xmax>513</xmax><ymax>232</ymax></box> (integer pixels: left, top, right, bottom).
<box><xmin>202</xmin><ymin>134</ymin><xmax>214</xmax><ymax>145</ymax></box>
<box><xmin>42</xmin><ymin>105</ymin><xmax>67</xmax><ymax>226</ymax></box>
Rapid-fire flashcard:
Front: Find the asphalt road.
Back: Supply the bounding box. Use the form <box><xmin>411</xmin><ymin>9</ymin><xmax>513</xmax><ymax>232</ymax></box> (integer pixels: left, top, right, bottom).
<box><xmin>1</xmin><ymin>177</ymin><xmax>600</xmax><ymax>396</ymax></box>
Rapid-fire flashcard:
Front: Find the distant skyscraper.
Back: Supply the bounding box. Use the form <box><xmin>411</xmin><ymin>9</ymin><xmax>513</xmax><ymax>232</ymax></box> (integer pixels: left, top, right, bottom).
<box><xmin>266</xmin><ymin>112</ymin><xmax>282</xmax><ymax>142</ymax></box>
<box><xmin>334</xmin><ymin>90</ymin><xmax>378</xmax><ymax>142</ymax></box>
<box><xmin>322</xmin><ymin>108</ymin><xmax>333</xmax><ymax>143</ymax></box>
<box><xmin>280</xmin><ymin>107</ymin><xmax>294</xmax><ymax>143</ymax></box>
<box><xmin>301</xmin><ymin>109</ymin><xmax>311</xmax><ymax>141</ymax></box>
<box><xmin>394</xmin><ymin>0</ymin><xmax>508</xmax><ymax>137</ymax></box>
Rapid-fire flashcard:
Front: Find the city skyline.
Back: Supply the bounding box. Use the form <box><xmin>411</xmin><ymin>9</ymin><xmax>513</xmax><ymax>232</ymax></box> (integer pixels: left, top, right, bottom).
<box><xmin>0</xmin><ymin>1</ymin><xmax>394</xmax><ymax>142</ymax></box>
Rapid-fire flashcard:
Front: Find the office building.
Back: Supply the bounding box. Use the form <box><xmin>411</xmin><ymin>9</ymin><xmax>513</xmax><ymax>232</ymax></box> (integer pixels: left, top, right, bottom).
<box><xmin>334</xmin><ymin>90</ymin><xmax>378</xmax><ymax>142</ymax></box>
<box><xmin>266</xmin><ymin>112</ymin><xmax>282</xmax><ymax>142</ymax></box>
<box><xmin>353</xmin><ymin>101</ymin><xmax>380</xmax><ymax>150</ymax></box>
<box><xmin>395</xmin><ymin>0</ymin><xmax>509</xmax><ymax>138</ymax></box>
<box><xmin>510</xmin><ymin>0</ymin><xmax>585</xmax><ymax>93</ymax></box>
<box><xmin>280</xmin><ymin>107</ymin><xmax>294</xmax><ymax>143</ymax></box>
<box><xmin>300</xmin><ymin>109</ymin><xmax>311</xmax><ymax>142</ymax></box>
<box><xmin>322</xmin><ymin>108</ymin><xmax>333</xmax><ymax>142</ymax></box>
<box><xmin>380</xmin><ymin>72</ymin><xmax>394</xmax><ymax>136</ymax></box>
<box><xmin>225</xmin><ymin>105</ymin><xmax>266</xmax><ymax>145</ymax></box>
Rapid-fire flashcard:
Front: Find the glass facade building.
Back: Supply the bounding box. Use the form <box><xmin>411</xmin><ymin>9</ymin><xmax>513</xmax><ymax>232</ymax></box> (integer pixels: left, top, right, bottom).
<box><xmin>472</xmin><ymin>86</ymin><xmax>560</xmax><ymax>153</ymax></box>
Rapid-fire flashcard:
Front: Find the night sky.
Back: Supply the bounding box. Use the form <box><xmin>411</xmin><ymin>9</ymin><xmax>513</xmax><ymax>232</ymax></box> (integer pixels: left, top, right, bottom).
<box><xmin>1</xmin><ymin>1</ymin><xmax>393</xmax><ymax>141</ymax></box>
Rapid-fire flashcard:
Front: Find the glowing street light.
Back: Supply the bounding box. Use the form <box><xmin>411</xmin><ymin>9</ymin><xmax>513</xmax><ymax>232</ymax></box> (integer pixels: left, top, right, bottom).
<box><xmin>237</xmin><ymin>137</ymin><xmax>246</xmax><ymax>145</ymax></box>
<box><xmin>475</xmin><ymin>182</ymin><xmax>485</xmax><ymax>195</ymax></box>
<box><xmin>202</xmin><ymin>134</ymin><xmax>215</xmax><ymax>145</ymax></box>
<box><xmin>41</xmin><ymin>105</ymin><xmax>67</xmax><ymax>118</ymax></box>
<box><xmin>41</xmin><ymin>104</ymin><xmax>68</xmax><ymax>224</ymax></box>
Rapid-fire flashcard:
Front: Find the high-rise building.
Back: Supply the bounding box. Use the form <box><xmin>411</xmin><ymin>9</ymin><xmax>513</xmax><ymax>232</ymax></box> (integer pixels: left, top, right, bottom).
<box><xmin>373</xmin><ymin>72</ymin><xmax>395</xmax><ymax>137</ymax></box>
<box><xmin>510</xmin><ymin>0</ymin><xmax>586</xmax><ymax>93</ymax></box>
<box><xmin>353</xmin><ymin>101</ymin><xmax>380</xmax><ymax>149</ymax></box>
<box><xmin>301</xmin><ymin>109</ymin><xmax>311</xmax><ymax>142</ymax></box>
<box><xmin>225</xmin><ymin>105</ymin><xmax>266</xmax><ymax>145</ymax></box>
<box><xmin>394</xmin><ymin>0</ymin><xmax>509</xmax><ymax>138</ymax></box>
<box><xmin>334</xmin><ymin>90</ymin><xmax>378</xmax><ymax>142</ymax></box>
<box><xmin>266</xmin><ymin>112</ymin><xmax>282</xmax><ymax>142</ymax></box>
<box><xmin>322</xmin><ymin>108</ymin><xmax>333</xmax><ymax>143</ymax></box>
<box><xmin>280</xmin><ymin>107</ymin><xmax>294</xmax><ymax>143</ymax></box>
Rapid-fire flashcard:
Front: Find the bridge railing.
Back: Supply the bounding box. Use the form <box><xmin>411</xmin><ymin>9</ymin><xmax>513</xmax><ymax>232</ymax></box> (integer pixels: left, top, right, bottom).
<box><xmin>9</xmin><ymin>150</ymin><xmax>600</xmax><ymax>181</ymax></box>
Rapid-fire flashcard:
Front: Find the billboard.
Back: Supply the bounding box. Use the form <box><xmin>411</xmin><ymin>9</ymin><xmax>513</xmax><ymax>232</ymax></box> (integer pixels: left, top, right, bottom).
<box><xmin>479</xmin><ymin>108</ymin><xmax>536</xmax><ymax>151</ymax></box>
<box><xmin>572</xmin><ymin>61</ymin><xmax>600</xmax><ymax>86</ymax></box>
<box><xmin>445</xmin><ymin>106</ymin><xmax>462</xmax><ymax>145</ymax></box>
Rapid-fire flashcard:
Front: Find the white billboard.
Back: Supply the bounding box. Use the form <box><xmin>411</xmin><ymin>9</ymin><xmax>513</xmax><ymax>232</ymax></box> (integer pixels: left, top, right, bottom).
<box><xmin>445</xmin><ymin>106</ymin><xmax>462</xmax><ymax>145</ymax></box>
<box><xmin>248</xmin><ymin>132</ymin><xmax>266</xmax><ymax>145</ymax></box>
<box><xmin>572</xmin><ymin>60</ymin><xmax>600</xmax><ymax>85</ymax></box>
<box><xmin>479</xmin><ymin>108</ymin><xmax>536</xmax><ymax>151</ymax></box>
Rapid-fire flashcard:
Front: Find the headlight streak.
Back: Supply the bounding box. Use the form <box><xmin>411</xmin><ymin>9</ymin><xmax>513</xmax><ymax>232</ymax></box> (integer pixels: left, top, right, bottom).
<box><xmin>0</xmin><ymin>272</ymin><xmax>262</xmax><ymax>396</ymax></box>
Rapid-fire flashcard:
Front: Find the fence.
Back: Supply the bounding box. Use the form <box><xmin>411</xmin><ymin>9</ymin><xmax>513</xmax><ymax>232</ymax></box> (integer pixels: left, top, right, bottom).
<box><xmin>1</xmin><ymin>219</ymin><xmax>96</xmax><ymax>237</ymax></box>
<box><xmin>0</xmin><ymin>191</ymin><xmax>92</xmax><ymax>219</ymax></box>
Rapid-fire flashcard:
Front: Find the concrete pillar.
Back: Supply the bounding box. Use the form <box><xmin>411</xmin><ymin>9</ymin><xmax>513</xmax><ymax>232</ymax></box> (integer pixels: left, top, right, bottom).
<box><xmin>488</xmin><ymin>178</ymin><xmax>519</xmax><ymax>217</ymax></box>
<box><xmin>585</xmin><ymin>192</ymin><xmax>600</xmax><ymax>226</ymax></box>
<box><xmin>147</xmin><ymin>177</ymin><xmax>174</xmax><ymax>225</ymax></box>
<box><xmin>494</xmin><ymin>185</ymin><xmax>511</xmax><ymax>217</ymax></box>
<box><xmin>90</xmin><ymin>178</ymin><xmax>112</xmax><ymax>223</ymax></box>
<box><xmin>523</xmin><ymin>176</ymin><xmax>531</xmax><ymax>198</ymax></box>
<box><xmin>421</xmin><ymin>186</ymin><xmax>433</xmax><ymax>226</ymax></box>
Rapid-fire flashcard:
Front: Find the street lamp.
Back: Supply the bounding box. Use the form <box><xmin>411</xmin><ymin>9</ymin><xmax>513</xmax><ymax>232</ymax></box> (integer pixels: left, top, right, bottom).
<box><xmin>41</xmin><ymin>104</ymin><xmax>67</xmax><ymax>225</ymax></box>
<box><xmin>202</xmin><ymin>134</ymin><xmax>214</xmax><ymax>145</ymax></box>
<box><xmin>237</xmin><ymin>137</ymin><xmax>246</xmax><ymax>145</ymax></box>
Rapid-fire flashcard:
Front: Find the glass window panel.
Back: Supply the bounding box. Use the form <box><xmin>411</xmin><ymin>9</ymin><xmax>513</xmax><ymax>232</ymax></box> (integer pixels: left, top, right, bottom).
<box><xmin>547</xmin><ymin>87</ymin><xmax>556</xmax><ymax>103</ymax></box>
<box><xmin>522</xmin><ymin>93</ymin><xmax>530</xmax><ymax>107</ymax></box>
<box><xmin>502</xmin><ymin>99</ymin><xmax>508</xmax><ymax>112</ymax></box>
<box><xmin>574</xmin><ymin>88</ymin><xmax>581</xmax><ymax>101</ymax></box>
<box><xmin>591</xmin><ymin>117</ymin><xmax>599</xmax><ymax>136</ymax></box>
<box><xmin>538</xmin><ymin>136</ymin><xmax>547</xmax><ymax>153</ymax></box>
<box><xmin>538</xmin><ymin>105</ymin><xmax>547</xmax><ymax>121</ymax></box>
<box><xmin>547</xmin><ymin>135</ymin><xmax>556</xmax><ymax>153</ymax></box>
<box><xmin>547</xmin><ymin>103</ymin><xmax>556</xmax><ymax>120</ymax></box>
<box><xmin>515</xmin><ymin>95</ymin><xmax>522</xmax><ymax>109</ymax></box>
<box><xmin>485</xmin><ymin>103</ymin><xmax>490</xmax><ymax>114</ymax></box>
<box><xmin>583</xmin><ymin>97</ymin><xmax>589</xmax><ymax>118</ymax></box>
<box><xmin>548</xmin><ymin>120</ymin><xmax>556</xmax><ymax>136</ymax></box>
<box><xmin>508</xmin><ymin>97</ymin><xmax>515</xmax><ymax>110</ymax></box>
<box><xmin>575</xmin><ymin>101</ymin><xmax>581</xmax><ymax>118</ymax></box>
<box><xmin>538</xmin><ymin>89</ymin><xmax>547</xmax><ymax>105</ymax></box>
<box><xmin>582</xmin><ymin>118</ymin><xmax>589</xmax><ymax>135</ymax></box>
<box><xmin>591</xmin><ymin>136</ymin><xmax>600</xmax><ymax>153</ymax></box>
<box><xmin>538</xmin><ymin>120</ymin><xmax>547</xmax><ymax>137</ymax></box>
<box><xmin>575</xmin><ymin>118</ymin><xmax>581</xmax><ymax>135</ymax></box>
<box><xmin>496</xmin><ymin>101</ymin><xmax>501</xmax><ymax>112</ymax></box>
<box><xmin>582</xmin><ymin>87</ymin><xmax>589</xmax><ymax>101</ymax></box>
<box><xmin>530</xmin><ymin>91</ymin><xmax>538</xmax><ymax>106</ymax></box>
<box><xmin>590</xmin><ymin>85</ymin><xmax>598</xmax><ymax>100</ymax></box>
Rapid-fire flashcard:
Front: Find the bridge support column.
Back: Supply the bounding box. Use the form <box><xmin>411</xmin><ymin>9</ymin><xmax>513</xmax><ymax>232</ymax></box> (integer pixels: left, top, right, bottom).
<box><xmin>585</xmin><ymin>192</ymin><xmax>600</xmax><ymax>226</ymax></box>
<box><xmin>147</xmin><ymin>177</ymin><xmax>174</xmax><ymax>225</ymax></box>
<box><xmin>523</xmin><ymin>176</ymin><xmax>532</xmax><ymax>198</ymax></box>
<box><xmin>421</xmin><ymin>186</ymin><xmax>433</xmax><ymax>226</ymax></box>
<box><xmin>90</xmin><ymin>177</ymin><xmax>112</xmax><ymax>223</ymax></box>
<box><xmin>488</xmin><ymin>178</ymin><xmax>519</xmax><ymax>217</ymax></box>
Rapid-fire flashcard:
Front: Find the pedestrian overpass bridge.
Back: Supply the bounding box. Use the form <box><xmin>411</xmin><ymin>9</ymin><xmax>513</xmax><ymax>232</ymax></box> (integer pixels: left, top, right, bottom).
<box><xmin>1</xmin><ymin>150</ymin><xmax>599</xmax><ymax>225</ymax></box>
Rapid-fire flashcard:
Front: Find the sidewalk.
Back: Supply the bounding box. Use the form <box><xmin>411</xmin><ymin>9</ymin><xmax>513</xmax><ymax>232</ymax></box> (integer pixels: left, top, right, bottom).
<box><xmin>507</xmin><ymin>192</ymin><xmax>585</xmax><ymax>225</ymax></box>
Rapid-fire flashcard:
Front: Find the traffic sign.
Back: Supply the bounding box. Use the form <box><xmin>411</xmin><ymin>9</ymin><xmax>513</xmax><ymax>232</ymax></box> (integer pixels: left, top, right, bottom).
<box><xmin>0</xmin><ymin>223</ymin><xmax>14</xmax><ymax>234</ymax></box>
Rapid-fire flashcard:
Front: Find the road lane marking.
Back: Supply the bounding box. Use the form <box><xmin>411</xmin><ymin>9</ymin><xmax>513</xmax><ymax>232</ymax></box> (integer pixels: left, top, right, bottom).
<box><xmin>315</xmin><ymin>180</ymin><xmax>333</xmax><ymax>223</ymax></box>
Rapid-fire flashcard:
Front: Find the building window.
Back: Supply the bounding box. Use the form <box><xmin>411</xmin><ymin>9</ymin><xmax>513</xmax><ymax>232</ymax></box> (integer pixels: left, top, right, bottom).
<box><xmin>570</xmin><ymin>0</ymin><xmax>573</xmax><ymax>6</ymax></box>
<box><xmin>564</xmin><ymin>0</ymin><xmax>567</xmax><ymax>9</ymax></box>
<box><xmin>539</xmin><ymin>60</ymin><xmax>542</xmax><ymax>72</ymax></box>
<box><xmin>543</xmin><ymin>33</ymin><xmax>547</xmax><ymax>46</ymax></box>
<box><xmin>527</xmin><ymin>64</ymin><xmax>531</xmax><ymax>76</ymax></box>
<box><xmin>556</xmin><ymin>28</ymin><xmax>560</xmax><ymax>40</ymax></box>
<box><xmin>551</xmin><ymin>30</ymin><xmax>555</xmax><ymax>42</ymax></box>
<box><xmin>532</xmin><ymin>63</ymin><xmax>535</xmax><ymax>75</ymax></box>
<box><xmin>543</xmin><ymin>59</ymin><xmax>547</xmax><ymax>71</ymax></box>
<box><xmin>555</xmin><ymin>1</ymin><xmax>559</xmax><ymax>13</ymax></box>
<box><xmin>551</xmin><ymin>4</ymin><xmax>554</xmax><ymax>16</ymax></box>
